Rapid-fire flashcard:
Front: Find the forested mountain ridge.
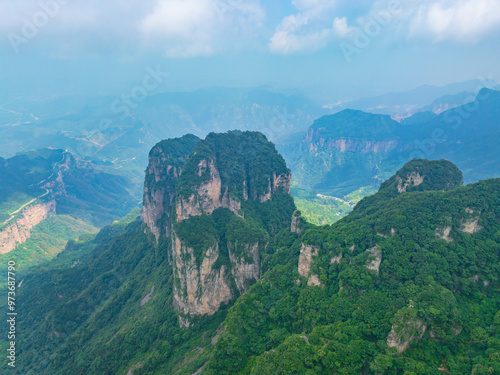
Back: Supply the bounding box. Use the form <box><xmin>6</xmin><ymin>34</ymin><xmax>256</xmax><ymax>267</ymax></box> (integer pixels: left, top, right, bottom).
<box><xmin>206</xmin><ymin>160</ymin><xmax>500</xmax><ymax>374</ymax></box>
<box><xmin>0</xmin><ymin>149</ymin><xmax>136</xmax><ymax>274</ymax></box>
<box><xmin>277</xmin><ymin>88</ymin><xmax>500</xmax><ymax>201</ymax></box>
<box><xmin>10</xmin><ymin>138</ymin><xmax>500</xmax><ymax>374</ymax></box>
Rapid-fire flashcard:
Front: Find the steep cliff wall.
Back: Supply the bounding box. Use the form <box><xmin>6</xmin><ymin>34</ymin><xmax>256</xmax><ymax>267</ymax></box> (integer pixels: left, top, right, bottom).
<box><xmin>142</xmin><ymin>134</ymin><xmax>200</xmax><ymax>241</ymax></box>
<box><xmin>172</xmin><ymin>233</ymin><xmax>232</xmax><ymax>321</ymax></box>
<box><xmin>142</xmin><ymin>131</ymin><xmax>296</xmax><ymax>325</ymax></box>
<box><xmin>0</xmin><ymin>200</ymin><xmax>56</xmax><ymax>254</ymax></box>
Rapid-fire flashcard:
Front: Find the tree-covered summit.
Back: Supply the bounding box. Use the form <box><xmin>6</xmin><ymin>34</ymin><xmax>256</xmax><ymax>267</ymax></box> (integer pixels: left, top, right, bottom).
<box><xmin>355</xmin><ymin>159</ymin><xmax>464</xmax><ymax>212</ymax></box>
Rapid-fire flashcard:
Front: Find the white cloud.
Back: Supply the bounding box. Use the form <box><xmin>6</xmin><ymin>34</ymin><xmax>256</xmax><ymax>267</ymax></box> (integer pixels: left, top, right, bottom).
<box><xmin>408</xmin><ymin>0</ymin><xmax>500</xmax><ymax>42</ymax></box>
<box><xmin>269</xmin><ymin>0</ymin><xmax>500</xmax><ymax>56</ymax></box>
<box><xmin>268</xmin><ymin>0</ymin><xmax>337</xmax><ymax>54</ymax></box>
<box><xmin>333</xmin><ymin>17</ymin><xmax>354</xmax><ymax>37</ymax></box>
<box><xmin>140</xmin><ymin>0</ymin><xmax>265</xmax><ymax>57</ymax></box>
<box><xmin>0</xmin><ymin>0</ymin><xmax>264</xmax><ymax>57</ymax></box>
<box><xmin>140</xmin><ymin>0</ymin><xmax>216</xmax><ymax>57</ymax></box>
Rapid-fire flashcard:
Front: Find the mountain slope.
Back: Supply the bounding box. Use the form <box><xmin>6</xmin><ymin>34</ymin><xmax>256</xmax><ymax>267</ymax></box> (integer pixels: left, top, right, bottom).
<box><xmin>12</xmin><ymin>149</ymin><xmax>500</xmax><ymax>374</ymax></box>
<box><xmin>13</xmin><ymin>131</ymin><xmax>298</xmax><ymax>374</ymax></box>
<box><xmin>0</xmin><ymin>148</ymin><xmax>136</xmax><ymax>274</ymax></box>
<box><xmin>205</xmin><ymin>160</ymin><xmax>500</xmax><ymax>374</ymax></box>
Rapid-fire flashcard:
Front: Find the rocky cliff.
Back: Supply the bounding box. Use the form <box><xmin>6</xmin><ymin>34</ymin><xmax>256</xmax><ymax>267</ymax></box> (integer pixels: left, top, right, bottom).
<box><xmin>0</xmin><ymin>200</ymin><xmax>56</xmax><ymax>254</ymax></box>
<box><xmin>142</xmin><ymin>131</ymin><xmax>296</xmax><ymax>325</ymax></box>
<box><xmin>142</xmin><ymin>134</ymin><xmax>200</xmax><ymax>241</ymax></box>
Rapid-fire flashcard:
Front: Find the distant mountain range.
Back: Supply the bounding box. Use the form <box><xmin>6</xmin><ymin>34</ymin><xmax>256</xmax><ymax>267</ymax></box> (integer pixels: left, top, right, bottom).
<box><xmin>277</xmin><ymin>88</ymin><xmax>500</xmax><ymax>199</ymax></box>
<box><xmin>326</xmin><ymin>79</ymin><xmax>500</xmax><ymax>118</ymax></box>
<box><xmin>0</xmin><ymin>88</ymin><xmax>326</xmax><ymax>180</ymax></box>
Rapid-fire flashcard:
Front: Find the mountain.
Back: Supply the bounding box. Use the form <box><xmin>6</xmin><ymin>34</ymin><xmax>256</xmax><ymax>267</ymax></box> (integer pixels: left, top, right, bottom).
<box><xmin>277</xmin><ymin>88</ymin><xmax>500</xmax><ymax>206</ymax></box>
<box><xmin>416</xmin><ymin>91</ymin><xmax>475</xmax><ymax>115</ymax></box>
<box><xmin>10</xmin><ymin>131</ymin><xmax>297</xmax><ymax>374</ymax></box>
<box><xmin>143</xmin><ymin>131</ymin><xmax>295</xmax><ymax>325</ymax></box>
<box><xmin>327</xmin><ymin>79</ymin><xmax>499</xmax><ymax>118</ymax></box>
<box><xmin>278</xmin><ymin>109</ymin><xmax>401</xmax><ymax>199</ymax></box>
<box><xmin>0</xmin><ymin>148</ymin><xmax>136</xmax><ymax>273</ymax></box>
<box><xmin>10</xmin><ymin>139</ymin><xmax>500</xmax><ymax>374</ymax></box>
<box><xmin>204</xmin><ymin>159</ymin><xmax>500</xmax><ymax>374</ymax></box>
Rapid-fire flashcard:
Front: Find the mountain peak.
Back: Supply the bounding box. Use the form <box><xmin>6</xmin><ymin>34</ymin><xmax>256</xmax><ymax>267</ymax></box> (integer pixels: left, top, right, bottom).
<box><xmin>380</xmin><ymin>159</ymin><xmax>463</xmax><ymax>196</ymax></box>
<box><xmin>354</xmin><ymin>159</ymin><xmax>463</xmax><ymax>212</ymax></box>
<box><xmin>142</xmin><ymin>131</ymin><xmax>295</xmax><ymax>324</ymax></box>
<box><xmin>309</xmin><ymin>109</ymin><xmax>399</xmax><ymax>140</ymax></box>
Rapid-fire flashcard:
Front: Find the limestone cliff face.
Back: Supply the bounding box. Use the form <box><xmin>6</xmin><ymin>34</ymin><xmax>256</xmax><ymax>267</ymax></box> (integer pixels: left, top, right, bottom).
<box><xmin>306</xmin><ymin>128</ymin><xmax>400</xmax><ymax>154</ymax></box>
<box><xmin>228</xmin><ymin>242</ymin><xmax>260</xmax><ymax>294</ymax></box>
<box><xmin>142</xmin><ymin>131</ymin><xmax>296</xmax><ymax>325</ymax></box>
<box><xmin>0</xmin><ymin>200</ymin><xmax>56</xmax><ymax>254</ymax></box>
<box><xmin>291</xmin><ymin>210</ymin><xmax>302</xmax><ymax>234</ymax></box>
<box><xmin>176</xmin><ymin>160</ymin><xmax>291</xmax><ymax>220</ymax></box>
<box><xmin>396</xmin><ymin>171</ymin><xmax>424</xmax><ymax>193</ymax></box>
<box><xmin>387</xmin><ymin>318</ymin><xmax>426</xmax><ymax>354</ymax></box>
<box><xmin>172</xmin><ymin>233</ymin><xmax>232</xmax><ymax>320</ymax></box>
<box><xmin>175</xmin><ymin>159</ymin><xmax>223</xmax><ymax>222</ymax></box>
<box><xmin>298</xmin><ymin>243</ymin><xmax>323</xmax><ymax>287</ymax></box>
<box><xmin>142</xmin><ymin>135</ymin><xmax>200</xmax><ymax>241</ymax></box>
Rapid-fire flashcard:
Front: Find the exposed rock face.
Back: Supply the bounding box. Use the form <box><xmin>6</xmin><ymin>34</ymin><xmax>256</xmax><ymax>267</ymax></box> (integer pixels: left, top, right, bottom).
<box><xmin>365</xmin><ymin>246</ymin><xmax>382</xmax><ymax>272</ymax></box>
<box><xmin>305</xmin><ymin>131</ymin><xmax>400</xmax><ymax>155</ymax></box>
<box><xmin>176</xmin><ymin>159</ymin><xmax>223</xmax><ymax>222</ymax></box>
<box><xmin>387</xmin><ymin>319</ymin><xmax>426</xmax><ymax>354</ymax></box>
<box><xmin>257</xmin><ymin>172</ymin><xmax>291</xmax><ymax>203</ymax></box>
<box><xmin>298</xmin><ymin>244</ymin><xmax>318</xmax><ymax>278</ymax></box>
<box><xmin>436</xmin><ymin>226</ymin><xmax>453</xmax><ymax>242</ymax></box>
<box><xmin>140</xmin><ymin>285</ymin><xmax>155</xmax><ymax>307</ymax></box>
<box><xmin>291</xmin><ymin>211</ymin><xmax>301</xmax><ymax>234</ymax></box>
<box><xmin>228</xmin><ymin>242</ymin><xmax>260</xmax><ymax>294</ymax></box>
<box><xmin>330</xmin><ymin>254</ymin><xmax>342</xmax><ymax>264</ymax></box>
<box><xmin>143</xmin><ymin>188</ymin><xmax>167</xmax><ymax>240</ymax></box>
<box><xmin>143</xmin><ymin>132</ymin><xmax>295</xmax><ymax>324</ymax></box>
<box><xmin>175</xmin><ymin>159</ymin><xmax>253</xmax><ymax>222</ymax></box>
<box><xmin>460</xmin><ymin>217</ymin><xmax>482</xmax><ymax>233</ymax></box>
<box><xmin>142</xmin><ymin>135</ymin><xmax>200</xmax><ymax>241</ymax></box>
<box><xmin>0</xmin><ymin>200</ymin><xmax>56</xmax><ymax>254</ymax></box>
<box><xmin>298</xmin><ymin>243</ymin><xmax>323</xmax><ymax>286</ymax></box>
<box><xmin>172</xmin><ymin>233</ymin><xmax>232</xmax><ymax>317</ymax></box>
<box><xmin>397</xmin><ymin>171</ymin><xmax>424</xmax><ymax>193</ymax></box>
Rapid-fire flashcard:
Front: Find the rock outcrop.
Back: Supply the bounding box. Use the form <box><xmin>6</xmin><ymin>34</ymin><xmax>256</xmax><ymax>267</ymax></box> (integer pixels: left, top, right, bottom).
<box><xmin>460</xmin><ymin>215</ymin><xmax>482</xmax><ymax>234</ymax></box>
<box><xmin>365</xmin><ymin>246</ymin><xmax>382</xmax><ymax>272</ymax></box>
<box><xmin>142</xmin><ymin>131</ymin><xmax>295</xmax><ymax>325</ymax></box>
<box><xmin>396</xmin><ymin>171</ymin><xmax>424</xmax><ymax>193</ymax></box>
<box><xmin>436</xmin><ymin>226</ymin><xmax>453</xmax><ymax>242</ymax></box>
<box><xmin>172</xmin><ymin>233</ymin><xmax>232</xmax><ymax>317</ymax></box>
<box><xmin>142</xmin><ymin>134</ymin><xmax>200</xmax><ymax>241</ymax></box>
<box><xmin>298</xmin><ymin>243</ymin><xmax>323</xmax><ymax>287</ymax></box>
<box><xmin>228</xmin><ymin>242</ymin><xmax>260</xmax><ymax>294</ymax></box>
<box><xmin>387</xmin><ymin>318</ymin><xmax>426</xmax><ymax>354</ymax></box>
<box><xmin>291</xmin><ymin>210</ymin><xmax>302</xmax><ymax>234</ymax></box>
<box><xmin>0</xmin><ymin>200</ymin><xmax>56</xmax><ymax>254</ymax></box>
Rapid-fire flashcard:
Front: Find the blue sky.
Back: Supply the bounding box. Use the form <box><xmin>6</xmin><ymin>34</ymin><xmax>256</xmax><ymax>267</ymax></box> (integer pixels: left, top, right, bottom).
<box><xmin>1</xmin><ymin>0</ymin><xmax>500</xmax><ymax>102</ymax></box>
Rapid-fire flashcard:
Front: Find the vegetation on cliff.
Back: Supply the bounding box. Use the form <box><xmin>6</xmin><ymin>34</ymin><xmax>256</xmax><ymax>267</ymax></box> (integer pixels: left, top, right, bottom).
<box><xmin>11</xmin><ymin>141</ymin><xmax>500</xmax><ymax>374</ymax></box>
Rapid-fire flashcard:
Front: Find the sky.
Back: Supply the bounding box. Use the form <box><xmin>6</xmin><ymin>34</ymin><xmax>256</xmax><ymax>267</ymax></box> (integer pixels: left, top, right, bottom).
<box><xmin>1</xmin><ymin>0</ymin><xmax>500</xmax><ymax>103</ymax></box>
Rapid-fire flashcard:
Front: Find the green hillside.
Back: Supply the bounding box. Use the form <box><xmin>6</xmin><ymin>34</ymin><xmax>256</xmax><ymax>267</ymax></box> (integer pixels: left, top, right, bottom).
<box><xmin>10</xmin><ymin>151</ymin><xmax>500</xmax><ymax>374</ymax></box>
